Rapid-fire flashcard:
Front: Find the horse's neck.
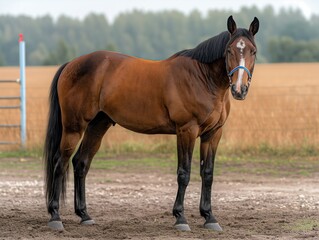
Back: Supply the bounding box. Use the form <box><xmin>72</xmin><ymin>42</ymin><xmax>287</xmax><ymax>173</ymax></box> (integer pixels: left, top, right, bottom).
<box><xmin>196</xmin><ymin>58</ymin><xmax>229</xmax><ymax>92</ymax></box>
<box><xmin>169</xmin><ymin>56</ymin><xmax>229</xmax><ymax>96</ymax></box>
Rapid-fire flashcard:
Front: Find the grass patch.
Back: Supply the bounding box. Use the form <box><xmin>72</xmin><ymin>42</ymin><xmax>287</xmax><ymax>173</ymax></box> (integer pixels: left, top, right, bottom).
<box><xmin>91</xmin><ymin>154</ymin><xmax>205</xmax><ymax>182</ymax></box>
<box><xmin>0</xmin><ymin>158</ymin><xmax>42</xmax><ymax>172</ymax></box>
<box><xmin>213</xmin><ymin>143</ymin><xmax>319</xmax><ymax>177</ymax></box>
<box><xmin>92</xmin><ymin>154</ymin><xmax>176</xmax><ymax>174</ymax></box>
<box><xmin>285</xmin><ymin>219</ymin><xmax>319</xmax><ymax>232</ymax></box>
<box><xmin>0</xmin><ymin>142</ymin><xmax>318</xmax><ymax>178</ymax></box>
<box><xmin>215</xmin><ymin>154</ymin><xmax>319</xmax><ymax>177</ymax></box>
<box><xmin>0</xmin><ymin>147</ymin><xmax>43</xmax><ymax>159</ymax></box>
<box><xmin>91</xmin><ymin>142</ymin><xmax>319</xmax><ymax>179</ymax></box>
<box><xmin>218</xmin><ymin>142</ymin><xmax>319</xmax><ymax>158</ymax></box>
<box><xmin>0</xmin><ymin>147</ymin><xmax>43</xmax><ymax>173</ymax></box>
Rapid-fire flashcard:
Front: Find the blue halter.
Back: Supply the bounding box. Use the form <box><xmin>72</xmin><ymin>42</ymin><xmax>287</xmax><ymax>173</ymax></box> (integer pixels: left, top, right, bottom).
<box><xmin>228</xmin><ymin>66</ymin><xmax>252</xmax><ymax>79</ymax></box>
<box><xmin>228</xmin><ymin>65</ymin><xmax>252</xmax><ymax>87</ymax></box>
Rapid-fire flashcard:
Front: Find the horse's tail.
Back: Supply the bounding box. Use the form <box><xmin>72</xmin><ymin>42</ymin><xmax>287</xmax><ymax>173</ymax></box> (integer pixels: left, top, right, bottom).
<box><xmin>44</xmin><ymin>62</ymin><xmax>68</xmax><ymax>207</ymax></box>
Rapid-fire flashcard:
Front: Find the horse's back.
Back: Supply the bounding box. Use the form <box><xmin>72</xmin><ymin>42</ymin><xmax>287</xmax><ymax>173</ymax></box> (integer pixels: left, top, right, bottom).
<box><xmin>57</xmin><ymin>50</ymin><xmax>176</xmax><ymax>134</ymax></box>
<box><xmin>98</xmin><ymin>53</ymin><xmax>176</xmax><ymax>133</ymax></box>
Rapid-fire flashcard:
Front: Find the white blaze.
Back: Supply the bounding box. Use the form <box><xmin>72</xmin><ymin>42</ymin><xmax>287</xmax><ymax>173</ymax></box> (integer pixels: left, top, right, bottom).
<box><xmin>235</xmin><ymin>39</ymin><xmax>246</xmax><ymax>93</ymax></box>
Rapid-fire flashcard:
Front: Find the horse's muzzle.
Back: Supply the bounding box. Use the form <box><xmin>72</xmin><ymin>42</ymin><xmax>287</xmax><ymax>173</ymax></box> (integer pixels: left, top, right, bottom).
<box><xmin>230</xmin><ymin>84</ymin><xmax>248</xmax><ymax>100</ymax></box>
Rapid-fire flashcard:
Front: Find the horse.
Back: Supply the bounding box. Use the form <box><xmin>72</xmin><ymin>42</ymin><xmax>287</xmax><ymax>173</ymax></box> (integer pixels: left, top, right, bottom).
<box><xmin>44</xmin><ymin>15</ymin><xmax>259</xmax><ymax>231</ymax></box>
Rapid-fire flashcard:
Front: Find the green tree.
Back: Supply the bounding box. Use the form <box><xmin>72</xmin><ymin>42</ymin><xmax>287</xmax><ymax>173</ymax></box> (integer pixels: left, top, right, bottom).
<box><xmin>1</xmin><ymin>6</ymin><xmax>319</xmax><ymax>65</ymax></box>
<box><xmin>0</xmin><ymin>53</ymin><xmax>5</xmax><ymax>66</ymax></box>
<box><xmin>268</xmin><ymin>37</ymin><xmax>319</xmax><ymax>62</ymax></box>
<box><xmin>43</xmin><ymin>39</ymin><xmax>76</xmax><ymax>65</ymax></box>
<box><xmin>105</xmin><ymin>43</ymin><xmax>117</xmax><ymax>52</ymax></box>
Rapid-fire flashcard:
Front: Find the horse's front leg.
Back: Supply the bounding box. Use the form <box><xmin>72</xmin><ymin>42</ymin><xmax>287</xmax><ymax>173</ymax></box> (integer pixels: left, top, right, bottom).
<box><xmin>173</xmin><ymin>125</ymin><xmax>198</xmax><ymax>231</ymax></box>
<box><xmin>199</xmin><ymin>128</ymin><xmax>223</xmax><ymax>231</ymax></box>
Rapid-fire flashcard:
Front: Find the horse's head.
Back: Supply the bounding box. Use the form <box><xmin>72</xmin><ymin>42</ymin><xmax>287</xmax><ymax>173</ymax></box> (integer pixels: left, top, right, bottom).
<box><xmin>226</xmin><ymin>16</ymin><xmax>259</xmax><ymax>100</ymax></box>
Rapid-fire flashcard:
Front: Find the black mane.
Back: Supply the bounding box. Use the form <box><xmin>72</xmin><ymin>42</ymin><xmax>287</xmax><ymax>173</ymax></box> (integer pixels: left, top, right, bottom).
<box><xmin>173</xmin><ymin>28</ymin><xmax>256</xmax><ymax>64</ymax></box>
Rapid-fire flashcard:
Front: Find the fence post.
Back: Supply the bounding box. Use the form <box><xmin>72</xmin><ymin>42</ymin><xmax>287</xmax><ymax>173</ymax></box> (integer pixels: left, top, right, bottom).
<box><xmin>19</xmin><ymin>33</ymin><xmax>26</xmax><ymax>148</ymax></box>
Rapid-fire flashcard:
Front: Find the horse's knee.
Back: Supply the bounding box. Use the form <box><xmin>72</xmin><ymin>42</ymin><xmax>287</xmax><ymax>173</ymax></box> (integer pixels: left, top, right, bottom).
<box><xmin>177</xmin><ymin>168</ymin><xmax>190</xmax><ymax>186</ymax></box>
<box><xmin>201</xmin><ymin>168</ymin><xmax>213</xmax><ymax>186</ymax></box>
<box><xmin>73</xmin><ymin>157</ymin><xmax>91</xmax><ymax>178</ymax></box>
<box><xmin>53</xmin><ymin>158</ymin><xmax>68</xmax><ymax>176</ymax></box>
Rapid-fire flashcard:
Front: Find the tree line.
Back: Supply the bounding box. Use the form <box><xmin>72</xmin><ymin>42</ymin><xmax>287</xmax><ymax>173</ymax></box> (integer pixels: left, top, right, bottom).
<box><xmin>1</xmin><ymin>5</ymin><xmax>319</xmax><ymax>66</ymax></box>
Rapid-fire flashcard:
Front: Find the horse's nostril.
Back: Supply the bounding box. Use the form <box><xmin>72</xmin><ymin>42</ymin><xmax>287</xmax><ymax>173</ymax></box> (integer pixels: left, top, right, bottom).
<box><xmin>231</xmin><ymin>84</ymin><xmax>237</xmax><ymax>93</ymax></box>
<box><xmin>241</xmin><ymin>85</ymin><xmax>248</xmax><ymax>93</ymax></box>
<box><xmin>230</xmin><ymin>84</ymin><xmax>248</xmax><ymax>100</ymax></box>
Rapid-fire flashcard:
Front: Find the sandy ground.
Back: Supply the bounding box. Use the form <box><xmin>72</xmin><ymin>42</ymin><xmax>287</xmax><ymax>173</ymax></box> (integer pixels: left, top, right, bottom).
<box><xmin>0</xmin><ymin>158</ymin><xmax>318</xmax><ymax>240</ymax></box>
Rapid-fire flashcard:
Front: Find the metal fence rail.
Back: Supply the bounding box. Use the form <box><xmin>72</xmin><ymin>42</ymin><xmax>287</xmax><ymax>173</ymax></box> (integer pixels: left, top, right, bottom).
<box><xmin>0</xmin><ymin>34</ymin><xmax>26</xmax><ymax>148</ymax></box>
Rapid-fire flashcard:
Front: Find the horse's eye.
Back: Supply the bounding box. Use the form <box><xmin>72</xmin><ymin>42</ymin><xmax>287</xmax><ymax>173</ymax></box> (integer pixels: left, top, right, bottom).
<box><xmin>251</xmin><ymin>50</ymin><xmax>257</xmax><ymax>56</ymax></box>
<box><xmin>227</xmin><ymin>49</ymin><xmax>232</xmax><ymax>55</ymax></box>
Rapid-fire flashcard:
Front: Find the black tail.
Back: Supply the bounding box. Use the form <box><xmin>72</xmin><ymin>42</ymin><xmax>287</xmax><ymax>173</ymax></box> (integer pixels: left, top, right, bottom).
<box><xmin>44</xmin><ymin>63</ymin><xmax>68</xmax><ymax>208</ymax></box>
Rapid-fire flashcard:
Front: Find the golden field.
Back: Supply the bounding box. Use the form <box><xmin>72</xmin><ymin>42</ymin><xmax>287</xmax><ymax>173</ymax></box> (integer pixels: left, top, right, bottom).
<box><xmin>0</xmin><ymin>63</ymin><xmax>319</xmax><ymax>150</ymax></box>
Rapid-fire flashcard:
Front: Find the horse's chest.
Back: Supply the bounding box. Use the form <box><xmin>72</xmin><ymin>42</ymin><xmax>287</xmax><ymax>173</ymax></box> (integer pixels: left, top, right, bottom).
<box><xmin>199</xmin><ymin>105</ymin><xmax>228</xmax><ymax>135</ymax></box>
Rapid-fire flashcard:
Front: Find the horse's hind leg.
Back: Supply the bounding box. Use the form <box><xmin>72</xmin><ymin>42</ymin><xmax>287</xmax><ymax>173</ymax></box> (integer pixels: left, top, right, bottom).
<box><xmin>72</xmin><ymin>112</ymin><xmax>113</xmax><ymax>224</ymax></box>
<box><xmin>48</xmin><ymin>127</ymin><xmax>83</xmax><ymax>230</ymax></box>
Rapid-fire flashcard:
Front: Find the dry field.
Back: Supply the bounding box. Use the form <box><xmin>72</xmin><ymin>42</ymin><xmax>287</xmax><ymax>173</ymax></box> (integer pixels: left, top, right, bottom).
<box><xmin>0</xmin><ymin>63</ymin><xmax>319</xmax><ymax>149</ymax></box>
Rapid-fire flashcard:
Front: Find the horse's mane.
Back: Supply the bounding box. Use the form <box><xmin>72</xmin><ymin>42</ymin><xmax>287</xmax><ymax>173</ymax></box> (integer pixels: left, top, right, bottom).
<box><xmin>172</xmin><ymin>29</ymin><xmax>256</xmax><ymax>64</ymax></box>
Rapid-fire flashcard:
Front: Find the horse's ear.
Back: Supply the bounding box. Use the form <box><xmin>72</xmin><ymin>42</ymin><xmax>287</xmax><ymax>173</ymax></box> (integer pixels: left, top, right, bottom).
<box><xmin>227</xmin><ymin>15</ymin><xmax>237</xmax><ymax>34</ymax></box>
<box><xmin>249</xmin><ymin>17</ymin><xmax>259</xmax><ymax>36</ymax></box>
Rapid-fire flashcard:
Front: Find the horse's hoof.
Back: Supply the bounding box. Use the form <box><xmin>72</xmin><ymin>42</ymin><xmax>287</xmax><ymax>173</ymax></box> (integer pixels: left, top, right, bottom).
<box><xmin>48</xmin><ymin>220</ymin><xmax>64</xmax><ymax>231</ymax></box>
<box><xmin>174</xmin><ymin>223</ymin><xmax>191</xmax><ymax>231</ymax></box>
<box><xmin>81</xmin><ymin>219</ymin><xmax>95</xmax><ymax>225</ymax></box>
<box><xmin>204</xmin><ymin>222</ymin><xmax>223</xmax><ymax>231</ymax></box>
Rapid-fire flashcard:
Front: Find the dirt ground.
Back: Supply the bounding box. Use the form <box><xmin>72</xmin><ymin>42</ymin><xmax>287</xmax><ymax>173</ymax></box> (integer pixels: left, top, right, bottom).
<box><xmin>0</xmin><ymin>158</ymin><xmax>318</xmax><ymax>240</ymax></box>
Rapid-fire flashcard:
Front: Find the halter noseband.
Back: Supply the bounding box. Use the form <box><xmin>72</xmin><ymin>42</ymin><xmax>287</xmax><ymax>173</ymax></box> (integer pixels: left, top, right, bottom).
<box><xmin>228</xmin><ymin>65</ymin><xmax>252</xmax><ymax>87</ymax></box>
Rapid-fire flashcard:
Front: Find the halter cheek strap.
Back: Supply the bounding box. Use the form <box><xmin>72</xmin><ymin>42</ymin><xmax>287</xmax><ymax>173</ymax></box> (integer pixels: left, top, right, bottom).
<box><xmin>228</xmin><ymin>66</ymin><xmax>252</xmax><ymax>87</ymax></box>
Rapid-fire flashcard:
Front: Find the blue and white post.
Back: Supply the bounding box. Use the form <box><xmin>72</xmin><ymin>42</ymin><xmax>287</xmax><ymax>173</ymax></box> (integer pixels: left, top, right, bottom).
<box><xmin>19</xmin><ymin>34</ymin><xmax>26</xmax><ymax>148</ymax></box>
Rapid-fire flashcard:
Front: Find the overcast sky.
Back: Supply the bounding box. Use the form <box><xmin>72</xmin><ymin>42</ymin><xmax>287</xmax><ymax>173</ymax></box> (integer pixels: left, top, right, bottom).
<box><xmin>1</xmin><ymin>0</ymin><xmax>319</xmax><ymax>21</ymax></box>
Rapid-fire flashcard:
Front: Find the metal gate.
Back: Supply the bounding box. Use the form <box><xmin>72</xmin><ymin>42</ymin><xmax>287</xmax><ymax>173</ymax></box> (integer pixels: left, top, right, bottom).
<box><xmin>0</xmin><ymin>34</ymin><xmax>26</xmax><ymax>148</ymax></box>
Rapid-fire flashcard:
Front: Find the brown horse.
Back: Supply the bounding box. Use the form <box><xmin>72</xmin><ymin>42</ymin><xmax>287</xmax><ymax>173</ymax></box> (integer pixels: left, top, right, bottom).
<box><xmin>44</xmin><ymin>16</ymin><xmax>259</xmax><ymax>231</ymax></box>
